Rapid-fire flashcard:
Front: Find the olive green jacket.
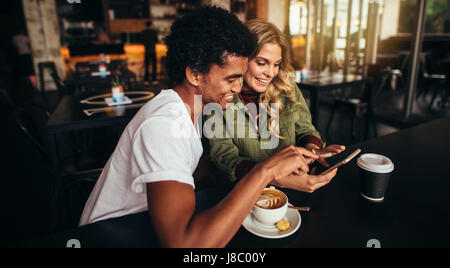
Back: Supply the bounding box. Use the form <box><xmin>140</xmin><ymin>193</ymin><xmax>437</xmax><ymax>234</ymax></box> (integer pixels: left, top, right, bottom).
<box><xmin>205</xmin><ymin>84</ymin><xmax>323</xmax><ymax>182</ymax></box>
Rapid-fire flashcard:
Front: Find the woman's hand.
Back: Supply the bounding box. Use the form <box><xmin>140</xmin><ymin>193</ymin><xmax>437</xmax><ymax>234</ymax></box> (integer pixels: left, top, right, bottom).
<box><xmin>270</xmin><ymin>168</ymin><xmax>338</xmax><ymax>193</ymax></box>
<box><xmin>306</xmin><ymin>144</ymin><xmax>346</xmax><ymax>167</ymax></box>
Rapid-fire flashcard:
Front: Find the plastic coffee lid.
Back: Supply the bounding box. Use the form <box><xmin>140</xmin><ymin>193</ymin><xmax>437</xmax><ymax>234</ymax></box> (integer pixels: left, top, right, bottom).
<box><xmin>357</xmin><ymin>153</ymin><xmax>394</xmax><ymax>174</ymax></box>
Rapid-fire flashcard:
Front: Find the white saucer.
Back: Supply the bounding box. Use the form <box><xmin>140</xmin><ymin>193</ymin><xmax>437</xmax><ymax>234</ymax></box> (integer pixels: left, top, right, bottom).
<box><xmin>242</xmin><ymin>203</ymin><xmax>301</xmax><ymax>239</ymax></box>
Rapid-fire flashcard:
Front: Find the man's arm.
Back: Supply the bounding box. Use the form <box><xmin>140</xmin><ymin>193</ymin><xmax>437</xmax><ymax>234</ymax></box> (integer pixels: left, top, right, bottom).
<box><xmin>146</xmin><ymin>166</ymin><xmax>267</xmax><ymax>248</ymax></box>
<box><xmin>146</xmin><ymin>145</ymin><xmax>317</xmax><ymax>248</ymax></box>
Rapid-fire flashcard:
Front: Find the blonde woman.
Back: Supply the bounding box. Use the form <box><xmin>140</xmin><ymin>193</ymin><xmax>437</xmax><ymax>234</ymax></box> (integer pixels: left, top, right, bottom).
<box><xmin>207</xmin><ymin>19</ymin><xmax>345</xmax><ymax>192</ymax></box>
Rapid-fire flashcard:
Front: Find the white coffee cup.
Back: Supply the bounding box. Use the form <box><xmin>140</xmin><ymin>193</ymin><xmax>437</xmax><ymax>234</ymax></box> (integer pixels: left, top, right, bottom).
<box><xmin>252</xmin><ymin>187</ymin><xmax>288</xmax><ymax>226</ymax></box>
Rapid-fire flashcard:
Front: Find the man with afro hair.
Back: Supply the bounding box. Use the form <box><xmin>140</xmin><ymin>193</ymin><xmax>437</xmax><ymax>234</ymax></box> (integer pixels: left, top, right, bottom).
<box><xmin>80</xmin><ymin>6</ymin><xmax>320</xmax><ymax>247</ymax></box>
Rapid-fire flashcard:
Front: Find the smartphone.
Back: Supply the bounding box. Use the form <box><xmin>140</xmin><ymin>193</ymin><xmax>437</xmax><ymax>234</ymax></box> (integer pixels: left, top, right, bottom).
<box><xmin>320</xmin><ymin>148</ymin><xmax>362</xmax><ymax>175</ymax></box>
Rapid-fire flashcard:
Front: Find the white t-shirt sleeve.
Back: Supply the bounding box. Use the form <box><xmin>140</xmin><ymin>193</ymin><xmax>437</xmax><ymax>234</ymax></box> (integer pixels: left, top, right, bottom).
<box><xmin>129</xmin><ymin>116</ymin><xmax>195</xmax><ymax>193</ymax></box>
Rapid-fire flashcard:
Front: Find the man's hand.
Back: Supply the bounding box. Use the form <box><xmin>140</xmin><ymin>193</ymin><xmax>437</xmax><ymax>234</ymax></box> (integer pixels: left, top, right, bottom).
<box><xmin>256</xmin><ymin>145</ymin><xmax>319</xmax><ymax>182</ymax></box>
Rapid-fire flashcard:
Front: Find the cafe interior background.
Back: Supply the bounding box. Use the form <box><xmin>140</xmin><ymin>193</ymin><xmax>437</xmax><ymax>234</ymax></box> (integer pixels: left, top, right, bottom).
<box><xmin>0</xmin><ymin>0</ymin><xmax>449</xmax><ymax>247</ymax></box>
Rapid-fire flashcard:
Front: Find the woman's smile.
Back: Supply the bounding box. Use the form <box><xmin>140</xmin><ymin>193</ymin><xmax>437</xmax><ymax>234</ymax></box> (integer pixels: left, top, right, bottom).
<box><xmin>255</xmin><ymin>77</ymin><xmax>270</xmax><ymax>85</ymax></box>
<box><xmin>244</xmin><ymin>42</ymin><xmax>282</xmax><ymax>93</ymax></box>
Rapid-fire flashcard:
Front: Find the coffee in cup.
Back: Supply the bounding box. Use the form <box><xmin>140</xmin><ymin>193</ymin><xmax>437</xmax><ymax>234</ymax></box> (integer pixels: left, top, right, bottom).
<box><xmin>357</xmin><ymin>153</ymin><xmax>394</xmax><ymax>202</ymax></box>
<box><xmin>252</xmin><ymin>187</ymin><xmax>288</xmax><ymax>225</ymax></box>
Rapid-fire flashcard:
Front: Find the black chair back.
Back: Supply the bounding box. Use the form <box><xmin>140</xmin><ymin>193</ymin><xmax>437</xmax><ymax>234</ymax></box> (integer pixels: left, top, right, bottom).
<box><xmin>0</xmin><ymin>91</ymin><xmax>55</xmax><ymax>246</ymax></box>
<box><xmin>38</xmin><ymin>61</ymin><xmax>66</xmax><ymax>101</ymax></box>
<box><xmin>13</xmin><ymin>102</ymin><xmax>51</xmax><ymax>157</ymax></box>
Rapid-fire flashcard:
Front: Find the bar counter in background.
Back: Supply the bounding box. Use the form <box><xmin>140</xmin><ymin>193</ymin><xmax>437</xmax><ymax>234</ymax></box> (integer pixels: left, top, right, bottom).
<box><xmin>60</xmin><ymin>43</ymin><xmax>168</xmax><ymax>81</ymax></box>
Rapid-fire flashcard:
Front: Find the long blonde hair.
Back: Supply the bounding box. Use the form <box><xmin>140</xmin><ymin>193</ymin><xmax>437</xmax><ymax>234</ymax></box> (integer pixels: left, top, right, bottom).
<box><xmin>244</xmin><ymin>19</ymin><xmax>298</xmax><ymax>136</ymax></box>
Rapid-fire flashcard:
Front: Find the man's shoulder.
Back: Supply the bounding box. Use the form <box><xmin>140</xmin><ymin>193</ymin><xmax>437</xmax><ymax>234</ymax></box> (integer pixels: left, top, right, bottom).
<box><xmin>141</xmin><ymin>90</ymin><xmax>182</xmax><ymax>112</ymax></box>
<box><xmin>131</xmin><ymin>90</ymin><xmax>188</xmax><ymax>131</ymax></box>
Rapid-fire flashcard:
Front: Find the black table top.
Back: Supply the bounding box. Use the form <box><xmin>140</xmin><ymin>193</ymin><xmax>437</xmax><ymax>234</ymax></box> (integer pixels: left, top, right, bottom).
<box><xmin>47</xmin><ymin>92</ymin><xmax>149</xmax><ymax>134</ymax></box>
<box><xmin>229</xmin><ymin>115</ymin><xmax>450</xmax><ymax>248</ymax></box>
<box><xmin>32</xmin><ymin>116</ymin><xmax>450</xmax><ymax>248</ymax></box>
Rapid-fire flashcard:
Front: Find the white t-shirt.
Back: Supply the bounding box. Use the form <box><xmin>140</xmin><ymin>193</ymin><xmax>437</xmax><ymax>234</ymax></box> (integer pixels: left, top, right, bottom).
<box><xmin>79</xmin><ymin>90</ymin><xmax>203</xmax><ymax>226</ymax></box>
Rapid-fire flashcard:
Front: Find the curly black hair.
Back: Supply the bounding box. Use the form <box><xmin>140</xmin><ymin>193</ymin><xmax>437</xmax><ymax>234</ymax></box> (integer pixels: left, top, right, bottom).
<box><xmin>164</xmin><ymin>6</ymin><xmax>256</xmax><ymax>85</ymax></box>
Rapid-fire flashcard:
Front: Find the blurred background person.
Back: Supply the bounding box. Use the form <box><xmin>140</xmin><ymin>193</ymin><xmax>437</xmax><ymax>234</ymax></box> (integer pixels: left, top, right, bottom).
<box><xmin>140</xmin><ymin>20</ymin><xmax>158</xmax><ymax>82</ymax></box>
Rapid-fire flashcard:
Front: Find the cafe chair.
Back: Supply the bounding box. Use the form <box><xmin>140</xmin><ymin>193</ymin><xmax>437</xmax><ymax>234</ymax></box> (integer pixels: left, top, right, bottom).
<box><xmin>38</xmin><ymin>61</ymin><xmax>67</xmax><ymax>109</ymax></box>
<box><xmin>0</xmin><ymin>92</ymin><xmax>56</xmax><ymax>245</ymax></box>
<box><xmin>326</xmin><ymin>97</ymin><xmax>367</xmax><ymax>143</ymax></box>
<box><xmin>425</xmin><ymin>74</ymin><xmax>447</xmax><ymax>111</ymax></box>
<box><xmin>417</xmin><ymin>54</ymin><xmax>448</xmax><ymax>112</ymax></box>
<box><xmin>374</xmin><ymin>53</ymin><xmax>409</xmax><ymax>95</ymax></box>
<box><xmin>387</xmin><ymin>68</ymin><xmax>404</xmax><ymax>92</ymax></box>
<box><xmin>416</xmin><ymin>53</ymin><xmax>447</xmax><ymax>111</ymax></box>
<box><xmin>374</xmin><ymin>67</ymin><xmax>404</xmax><ymax>96</ymax></box>
<box><xmin>325</xmin><ymin>83</ymin><xmax>378</xmax><ymax>143</ymax></box>
<box><xmin>14</xmin><ymin>102</ymin><xmax>51</xmax><ymax>159</ymax></box>
<box><xmin>13</xmin><ymin>100</ymin><xmax>101</xmax><ymax>229</ymax></box>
